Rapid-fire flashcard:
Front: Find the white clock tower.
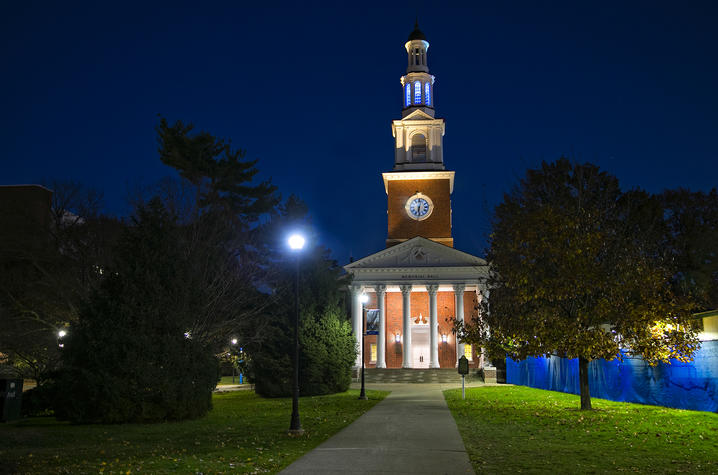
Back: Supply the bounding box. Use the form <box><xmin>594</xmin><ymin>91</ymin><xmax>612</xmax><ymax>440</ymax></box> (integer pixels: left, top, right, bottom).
<box><xmin>393</xmin><ymin>21</ymin><xmax>445</xmax><ymax>171</ymax></box>
<box><xmin>344</xmin><ymin>23</ymin><xmax>490</xmax><ymax>379</ymax></box>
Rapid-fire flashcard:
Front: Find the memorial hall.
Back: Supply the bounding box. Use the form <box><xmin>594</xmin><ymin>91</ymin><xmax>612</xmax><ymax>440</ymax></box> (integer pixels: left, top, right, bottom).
<box><xmin>344</xmin><ymin>23</ymin><xmax>491</xmax><ymax>374</ymax></box>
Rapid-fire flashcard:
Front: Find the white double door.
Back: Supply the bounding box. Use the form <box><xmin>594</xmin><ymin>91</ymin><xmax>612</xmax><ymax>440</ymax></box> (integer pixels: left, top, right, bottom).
<box><xmin>411</xmin><ymin>325</ymin><xmax>430</xmax><ymax>368</ymax></box>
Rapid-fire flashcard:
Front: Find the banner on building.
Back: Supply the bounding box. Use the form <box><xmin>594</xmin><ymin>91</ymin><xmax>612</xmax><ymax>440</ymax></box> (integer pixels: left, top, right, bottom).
<box><xmin>366</xmin><ymin>309</ymin><xmax>380</xmax><ymax>334</ymax></box>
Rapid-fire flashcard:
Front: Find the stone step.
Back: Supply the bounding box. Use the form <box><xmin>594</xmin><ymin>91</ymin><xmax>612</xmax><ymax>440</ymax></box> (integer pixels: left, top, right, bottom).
<box><xmin>359</xmin><ymin>368</ymin><xmax>481</xmax><ymax>384</ymax></box>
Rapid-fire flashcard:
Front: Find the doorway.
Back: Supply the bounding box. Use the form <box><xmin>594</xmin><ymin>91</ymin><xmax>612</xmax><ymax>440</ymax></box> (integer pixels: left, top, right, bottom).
<box><xmin>411</xmin><ymin>325</ymin><xmax>429</xmax><ymax>368</ymax></box>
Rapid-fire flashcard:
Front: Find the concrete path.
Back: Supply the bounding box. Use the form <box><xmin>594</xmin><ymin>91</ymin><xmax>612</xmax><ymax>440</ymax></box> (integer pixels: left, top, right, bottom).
<box><xmin>280</xmin><ymin>383</ymin><xmax>475</xmax><ymax>474</ymax></box>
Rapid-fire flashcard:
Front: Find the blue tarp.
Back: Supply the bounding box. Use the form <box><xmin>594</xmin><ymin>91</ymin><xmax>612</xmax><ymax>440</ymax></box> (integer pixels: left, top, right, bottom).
<box><xmin>506</xmin><ymin>340</ymin><xmax>718</xmax><ymax>412</ymax></box>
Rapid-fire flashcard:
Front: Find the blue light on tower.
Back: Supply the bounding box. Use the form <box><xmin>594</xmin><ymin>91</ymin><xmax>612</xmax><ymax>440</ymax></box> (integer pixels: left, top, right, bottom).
<box><xmin>405</xmin><ymin>83</ymin><xmax>411</xmax><ymax>107</ymax></box>
<box><xmin>414</xmin><ymin>81</ymin><xmax>421</xmax><ymax>104</ymax></box>
<box><xmin>425</xmin><ymin>83</ymin><xmax>431</xmax><ymax>106</ymax></box>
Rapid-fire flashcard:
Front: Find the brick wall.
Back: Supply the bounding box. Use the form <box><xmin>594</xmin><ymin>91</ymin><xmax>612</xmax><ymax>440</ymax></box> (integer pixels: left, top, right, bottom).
<box><xmin>386</xmin><ymin>178</ymin><xmax>452</xmax><ymax>246</ymax></box>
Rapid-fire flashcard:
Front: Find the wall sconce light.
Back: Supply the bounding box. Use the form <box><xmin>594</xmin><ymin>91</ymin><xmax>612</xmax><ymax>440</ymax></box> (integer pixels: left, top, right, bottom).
<box><xmin>395</xmin><ymin>333</ymin><xmax>402</xmax><ymax>343</ymax></box>
<box><xmin>441</xmin><ymin>334</ymin><xmax>448</xmax><ymax>343</ymax></box>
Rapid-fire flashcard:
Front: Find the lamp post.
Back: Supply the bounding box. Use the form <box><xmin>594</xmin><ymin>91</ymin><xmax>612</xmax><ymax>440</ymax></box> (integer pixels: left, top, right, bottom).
<box><xmin>230</xmin><ymin>338</ymin><xmax>238</xmax><ymax>383</ymax></box>
<box><xmin>359</xmin><ymin>293</ymin><xmax>369</xmax><ymax>400</ymax></box>
<box><xmin>287</xmin><ymin>233</ymin><xmax>305</xmax><ymax>436</ymax></box>
<box><xmin>57</xmin><ymin>329</ymin><xmax>67</xmax><ymax>348</ymax></box>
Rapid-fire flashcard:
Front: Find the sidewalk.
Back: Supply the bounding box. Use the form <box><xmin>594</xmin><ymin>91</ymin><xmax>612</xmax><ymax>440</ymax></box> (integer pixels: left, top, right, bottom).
<box><xmin>279</xmin><ymin>382</ymin><xmax>476</xmax><ymax>474</ymax></box>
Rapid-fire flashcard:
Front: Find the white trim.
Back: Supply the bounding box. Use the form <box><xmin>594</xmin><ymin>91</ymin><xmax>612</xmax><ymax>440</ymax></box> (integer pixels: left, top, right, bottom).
<box><xmin>382</xmin><ymin>171</ymin><xmax>455</xmax><ymax>193</ymax></box>
<box><xmin>345</xmin><ymin>236</ymin><xmax>487</xmax><ymax>268</ymax></box>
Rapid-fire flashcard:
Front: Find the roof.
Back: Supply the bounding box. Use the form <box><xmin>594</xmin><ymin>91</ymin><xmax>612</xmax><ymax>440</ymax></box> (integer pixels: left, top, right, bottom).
<box><xmin>407</xmin><ymin>20</ymin><xmax>427</xmax><ymax>42</ymax></box>
<box><xmin>694</xmin><ymin>309</ymin><xmax>718</xmax><ymax>319</ymax></box>
<box><xmin>345</xmin><ymin>236</ymin><xmax>487</xmax><ymax>270</ymax></box>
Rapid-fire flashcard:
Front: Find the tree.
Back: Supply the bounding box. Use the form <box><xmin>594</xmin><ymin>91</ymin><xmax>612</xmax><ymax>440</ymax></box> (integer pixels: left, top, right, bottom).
<box><xmin>661</xmin><ymin>188</ymin><xmax>718</xmax><ymax>311</ymax></box>
<box><xmin>0</xmin><ymin>181</ymin><xmax>121</xmax><ymax>383</ymax></box>
<box><xmin>156</xmin><ymin>117</ymin><xmax>278</xmax><ymax>221</ymax></box>
<box><xmin>461</xmin><ymin>158</ymin><xmax>699</xmax><ymax>410</ymax></box>
<box><xmin>54</xmin><ymin>199</ymin><xmax>218</xmax><ymax>423</ymax></box>
<box><xmin>152</xmin><ymin>118</ymin><xmax>281</xmax><ymax>349</ymax></box>
<box><xmin>247</xmin><ymin>197</ymin><xmax>356</xmax><ymax>397</ymax></box>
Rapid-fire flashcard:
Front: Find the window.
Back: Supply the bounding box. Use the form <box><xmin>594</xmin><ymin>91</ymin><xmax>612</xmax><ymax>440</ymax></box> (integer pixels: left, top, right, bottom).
<box><xmin>405</xmin><ymin>83</ymin><xmax>411</xmax><ymax>107</ymax></box>
<box><xmin>414</xmin><ymin>81</ymin><xmax>421</xmax><ymax>104</ymax></box>
<box><xmin>370</xmin><ymin>343</ymin><xmax>377</xmax><ymax>362</ymax></box>
<box><xmin>464</xmin><ymin>344</ymin><xmax>473</xmax><ymax>360</ymax></box>
<box><xmin>411</xmin><ymin>134</ymin><xmax>426</xmax><ymax>161</ymax></box>
<box><xmin>425</xmin><ymin>83</ymin><xmax>431</xmax><ymax>106</ymax></box>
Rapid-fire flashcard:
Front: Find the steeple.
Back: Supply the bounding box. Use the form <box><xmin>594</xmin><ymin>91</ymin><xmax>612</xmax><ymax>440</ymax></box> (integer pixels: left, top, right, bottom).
<box><xmin>392</xmin><ymin>22</ymin><xmax>445</xmax><ymax>171</ymax></box>
<box><xmin>401</xmin><ymin>20</ymin><xmax>434</xmax><ymax>118</ymax></box>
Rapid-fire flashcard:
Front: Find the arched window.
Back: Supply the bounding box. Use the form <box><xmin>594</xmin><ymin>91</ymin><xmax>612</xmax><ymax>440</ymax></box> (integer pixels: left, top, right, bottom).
<box><xmin>405</xmin><ymin>84</ymin><xmax>411</xmax><ymax>107</ymax></box>
<box><xmin>411</xmin><ymin>134</ymin><xmax>427</xmax><ymax>161</ymax></box>
<box><xmin>425</xmin><ymin>83</ymin><xmax>431</xmax><ymax>106</ymax></box>
<box><xmin>414</xmin><ymin>81</ymin><xmax>421</xmax><ymax>105</ymax></box>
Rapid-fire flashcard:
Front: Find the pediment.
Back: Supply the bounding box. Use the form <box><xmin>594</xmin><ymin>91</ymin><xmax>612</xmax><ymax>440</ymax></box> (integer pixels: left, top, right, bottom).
<box><xmin>400</xmin><ymin>109</ymin><xmax>436</xmax><ymax>121</ymax></box>
<box><xmin>345</xmin><ymin>237</ymin><xmax>487</xmax><ymax>270</ymax></box>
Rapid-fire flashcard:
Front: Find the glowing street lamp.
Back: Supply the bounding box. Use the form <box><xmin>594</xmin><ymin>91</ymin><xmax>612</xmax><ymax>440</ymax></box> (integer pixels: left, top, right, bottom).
<box><xmin>288</xmin><ymin>234</ymin><xmax>305</xmax><ymax>251</ymax></box>
<box><xmin>288</xmin><ymin>233</ymin><xmax>305</xmax><ymax>435</ymax></box>
<box><xmin>57</xmin><ymin>329</ymin><xmax>67</xmax><ymax>348</ymax></box>
<box><xmin>230</xmin><ymin>338</ymin><xmax>239</xmax><ymax>383</ymax></box>
<box><xmin>359</xmin><ymin>293</ymin><xmax>369</xmax><ymax>400</ymax></box>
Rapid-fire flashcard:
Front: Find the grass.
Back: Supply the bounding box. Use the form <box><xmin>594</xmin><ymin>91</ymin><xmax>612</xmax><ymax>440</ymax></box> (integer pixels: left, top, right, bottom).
<box><xmin>218</xmin><ymin>375</ymin><xmax>246</xmax><ymax>385</ymax></box>
<box><xmin>445</xmin><ymin>385</ymin><xmax>718</xmax><ymax>474</ymax></box>
<box><xmin>1</xmin><ymin>388</ymin><xmax>388</xmax><ymax>474</ymax></box>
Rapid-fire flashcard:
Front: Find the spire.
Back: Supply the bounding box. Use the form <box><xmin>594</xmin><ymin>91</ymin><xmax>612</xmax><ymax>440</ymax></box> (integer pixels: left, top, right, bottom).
<box><xmin>394</xmin><ymin>24</ymin><xmax>444</xmax><ymax>170</ymax></box>
<box><xmin>401</xmin><ymin>22</ymin><xmax>433</xmax><ymax>116</ymax></box>
<box><xmin>407</xmin><ymin>19</ymin><xmax>427</xmax><ymax>42</ymax></box>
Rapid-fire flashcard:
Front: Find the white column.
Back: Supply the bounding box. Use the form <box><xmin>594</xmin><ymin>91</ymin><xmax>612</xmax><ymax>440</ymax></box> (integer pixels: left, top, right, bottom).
<box><xmin>375</xmin><ymin>285</ymin><xmax>387</xmax><ymax>368</ymax></box>
<box><xmin>454</xmin><ymin>283</ymin><xmax>466</xmax><ymax>366</ymax></box>
<box><xmin>350</xmin><ymin>284</ymin><xmax>362</xmax><ymax>368</ymax></box>
<box><xmin>428</xmin><ymin>284</ymin><xmax>440</xmax><ymax>368</ymax></box>
<box><xmin>400</xmin><ymin>284</ymin><xmax>412</xmax><ymax>368</ymax></box>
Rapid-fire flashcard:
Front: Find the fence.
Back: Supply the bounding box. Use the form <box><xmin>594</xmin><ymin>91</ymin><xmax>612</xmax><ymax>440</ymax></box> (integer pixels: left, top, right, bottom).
<box><xmin>506</xmin><ymin>340</ymin><xmax>718</xmax><ymax>412</ymax></box>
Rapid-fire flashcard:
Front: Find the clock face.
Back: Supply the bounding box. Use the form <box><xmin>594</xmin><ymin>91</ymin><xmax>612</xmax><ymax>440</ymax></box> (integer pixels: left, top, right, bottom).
<box><xmin>405</xmin><ymin>193</ymin><xmax>433</xmax><ymax>220</ymax></box>
<box><xmin>409</xmin><ymin>198</ymin><xmax>430</xmax><ymax>217</ymax></box>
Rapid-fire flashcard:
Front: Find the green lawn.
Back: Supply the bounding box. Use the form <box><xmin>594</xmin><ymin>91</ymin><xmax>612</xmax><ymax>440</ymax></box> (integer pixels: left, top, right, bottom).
<box><xmin>1</xmin><ymin>389</ymin><xmax>388</xmax><ymax>474</ymax></box>
<box><xmin>218</xmin><ymin>375</ymin><xmax>246</xmax><ymax>385</ymax></box>
<box><xmin>445</xmin><ymin>385</ymin><xmax>718</xmax><ymax>474</ymax></box>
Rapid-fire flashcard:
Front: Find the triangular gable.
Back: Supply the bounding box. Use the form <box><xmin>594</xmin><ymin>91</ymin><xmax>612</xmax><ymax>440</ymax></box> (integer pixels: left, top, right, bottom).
<box><xmin>345</xmin><ymin>236</ymin><xmax>487</xmax><ymax>270</ymax></box>
<box><xmin>400</xmin><ymin>109</ymin><xmax>436</xmax><ymax>121</ymax></box>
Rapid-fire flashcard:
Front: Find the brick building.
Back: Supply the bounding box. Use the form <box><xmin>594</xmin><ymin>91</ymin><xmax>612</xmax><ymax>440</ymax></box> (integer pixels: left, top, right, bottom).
<box><xmin>344</xmin><ymin>24</ymin><xmax>490</xmax><ymax>371</ymax></box>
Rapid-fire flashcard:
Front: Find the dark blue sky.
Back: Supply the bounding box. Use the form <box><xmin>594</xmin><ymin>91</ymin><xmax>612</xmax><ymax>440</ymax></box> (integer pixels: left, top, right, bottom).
<box><xmin>2</xmin><ymin>1</ymin><xmax>717</xmax><ymax>263</ymax></box>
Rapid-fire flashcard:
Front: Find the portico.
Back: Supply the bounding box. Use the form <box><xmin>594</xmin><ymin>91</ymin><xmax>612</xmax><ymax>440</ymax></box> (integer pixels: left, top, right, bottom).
<box><xmin>345</xmin><ymin>237</ymin><xmax>488</xmax><ymax>370</ymax></box>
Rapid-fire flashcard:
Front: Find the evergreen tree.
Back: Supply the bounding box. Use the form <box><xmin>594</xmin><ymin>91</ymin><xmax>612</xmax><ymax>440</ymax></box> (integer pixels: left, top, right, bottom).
<box><xmin>153</xmin><ymin>118</ymin><xmax>281</xmax><ymax>349</ymax></box>
<box><xmin>248</xmin><ymin>197</ymin><xmax>356</xmax><ymax>397</ymax></box>
<box><xmin>54</xmin><ymin>200</ymin><xmax>218</xmax><ymax>423</ymax></box>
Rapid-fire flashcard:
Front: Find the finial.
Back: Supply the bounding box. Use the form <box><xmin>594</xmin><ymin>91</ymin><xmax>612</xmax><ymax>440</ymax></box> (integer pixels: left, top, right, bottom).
<box><xmin>407</xmin><ymin>19</ymin><xmax>427</xmax><ymax>42</ymax></box>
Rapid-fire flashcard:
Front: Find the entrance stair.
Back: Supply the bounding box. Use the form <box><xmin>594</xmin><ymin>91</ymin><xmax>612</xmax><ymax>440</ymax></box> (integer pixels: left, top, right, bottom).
<box><xmin>361</xmin><ymin>368</ymin><xmax>480</xmax><ymax>384</ymax></box>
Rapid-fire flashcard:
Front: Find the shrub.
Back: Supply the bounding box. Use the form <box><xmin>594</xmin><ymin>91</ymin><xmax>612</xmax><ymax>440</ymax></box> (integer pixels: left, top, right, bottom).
<box><xmin>21</xmin><ymin>384</ymin><xmax>55</xmax><ymax>417</ymax></box>
<box><xmin>253</xmin><ymin>304</ymin><xmax>355</xmax><ymax>398</ymax></box>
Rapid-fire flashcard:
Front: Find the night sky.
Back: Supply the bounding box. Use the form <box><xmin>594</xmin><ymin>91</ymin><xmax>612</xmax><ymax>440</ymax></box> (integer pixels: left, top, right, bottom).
<box><xmin>2</xmin><ymin>2</ymin><xmax>717</xmax><ymax>264</ymax></box>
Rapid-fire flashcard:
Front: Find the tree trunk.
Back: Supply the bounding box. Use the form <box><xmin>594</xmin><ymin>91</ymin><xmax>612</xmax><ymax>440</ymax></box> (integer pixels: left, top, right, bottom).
<box><xmin>578</xmin><ymin>356</ymin><xmax>592</xmax><ymax>410</ymax></box>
